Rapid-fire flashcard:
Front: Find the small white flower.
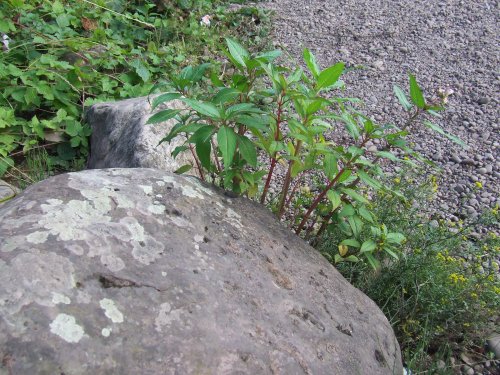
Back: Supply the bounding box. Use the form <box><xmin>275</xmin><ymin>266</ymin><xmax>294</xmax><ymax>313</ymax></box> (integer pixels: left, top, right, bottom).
<box><xmin>2</xmin><ymin>34</ymin><xmax>10</xmax><ymax>51</ymax></box>
<box><xmin>200</xmin><ymin>15</ymin><xmax>212</xmax><ymax>27</ymax></box>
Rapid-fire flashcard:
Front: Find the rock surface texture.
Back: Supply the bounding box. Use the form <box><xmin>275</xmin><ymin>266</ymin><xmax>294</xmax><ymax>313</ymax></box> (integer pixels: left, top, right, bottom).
<box><xmin>86</xmin><ymin>97</ymin><xmax>197</xmax><ymax>175</ymax></box>
<box><xmin>0</xmin><ymin>168</ymin><xmax>402</xmax><ymax>375</ymax></box>
<box><xmin>263</xmin><ymin>0</ymin><xmax>499</xmax><ymax>223</ymax></box>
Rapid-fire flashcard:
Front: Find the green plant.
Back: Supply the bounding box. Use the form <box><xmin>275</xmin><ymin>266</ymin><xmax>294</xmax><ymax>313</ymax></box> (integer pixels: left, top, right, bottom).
<box><xmin>329</xmin><ymin>174</ymin><xmax>500</xmax><ymax>373</ymax></box>
<box><xmin>0</xmin><ymin>0</ymin><xmax>268</xmax><ymax>182</ymax></box>
<box><xmin>150</xmin><ymin>38</ymin><xmax>464</xmax><ymax>268</ymax></box>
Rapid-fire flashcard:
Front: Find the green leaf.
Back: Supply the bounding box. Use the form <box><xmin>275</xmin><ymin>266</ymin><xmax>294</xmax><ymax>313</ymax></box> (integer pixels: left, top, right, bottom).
<box><xmin>195</xmin><ymin>140</ymin><xmax>211</xmax><ymax>170</ymax></box>
<box><xmin>360</xmin><ymin>240</ymin><xmax>377</xmax><ymax>253</ymax></box>
<box><xmin>225</xmin><ymin>38</ymin><xmax>249</xmax><ymax>68</ymax></box>
<box><xmin>409</xmin><ymin>74</ymin><xmax>425</xmax><ymax>109</ymax></box>
<box><xmin>130</xmin><ymin>59</ymin><xmax>151</xmax><ymax>83</ymax></box>
<box><xmin>316</xmin><ymin>62</ymin><xmax>345</xmax><ymax>90</ymax></box>
<box><xmin>358</xmin><ymin>206</ymin><xmax>374</xmax><ymax>223</ymax></box>
<box><xmin>324</xmin><ymin>154</ymin><xmax>338</xmax><ymax>180</ymax></box>
<box><xmin>383</xmin><ymin>246</ymin><xmax>400</xmax><ymax>260</ymax></box>
<box><xmin>217</xmin><ymin>126</ymin><xmax>237</xmax><ymax>167</ymax></box>
<box><xmin>212</xmin><ymin>88</ymin><xmax>240</xmax><ymax>105</ymax></box>
<box><xmin>174</xmin><ymin>164</ymin><xmax>192</xmax><ymax>174</ymax></box>
<box><xmin>364</xmin><ymin>252</ymin><xmax>380</xmax><ymax>270</ymax></box>
<box><xmin>386</xmin><ymin>232</ymin><xmax>406</xmax><ymax>245</ymax></box>
<box><xmin>340</xmin><ymin>238</ymin><xmax>361</xmax><ymax>248</ymax></box>
<box><xmin>345</xmin><ymin>255</ymin><xmax>360</xmax><ymax>263</ymax></box>
<box><xmin>181</xmin><ymin>99</ymin><xmax>221</xmax><ymax>119</ymax></box>
<box><xmin>303</xmin><ymin>48</ymin><xmax>320</xmax><ymax>78</ymax></box>
<box><xmin>326</xmin><ymin>190</ymin><xmax>342</xmax><ymax>211</ymax></box>
<box><xmin>375</xmin><ymin>151</ymin><xmax>399</xmax><ymax>162</ymax></box>
<box><xmin>423</xmin><ymin>121</ymin><xmax>466</xmax><ymax>147</ymax></box>
<box><xmin>357</xmin><ymin>170</ymin><xmax>382</xmax><ymax>189</ymax></box>
<box><xmin>147</xmin><ymin>109</ymin><xmax>182</xmax><ymax>124</ymax></box>
<box><xmin>255</xmin><ymin>50</ymin><xmax>282</xmax><ymax>62</ymax></box>
<box><xmin>337</xmin><ymin>169</ymin><xmax>352</xmax><ymax>183</ymax></box>
<box><xmin>238</xmin><ymin>136</ymin><xmax>257</xmax><ymax>167</ymax></box>
<box><xmin>189</xmin><ymin>125</ymin><xmax>215</xmax><ymax>144</ymax></box>
<box><xmin>151</xmin><ymin>93</ymin><xmax>182</xmax><ymax>110</ymax></box>
<box><xmin>347</xmin><ymin>215</ymin><xmax>363</xmax><ymax>238</ymax></box>
<box><xmin>393</xmin><ymin>85</ymin><xmax>412</xmax><ymax>111</ymax></box>
<box><xmin>172</xmin><ymin>145</ymin><xmax>188</xmax><ymax>158</ymax></box>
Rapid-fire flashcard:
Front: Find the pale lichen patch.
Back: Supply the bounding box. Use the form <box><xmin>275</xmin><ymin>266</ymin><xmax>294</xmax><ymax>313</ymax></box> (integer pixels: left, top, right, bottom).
<box><xmin>99</xmin><ymin>298</ymin><xmax>124</xmax><ymax>323</ymax></box>
<box><xmin>101</xmin><ymin>327</ymin><xmax>112</xmax><ymax>337</ymax></box>
<box><xmin>0</xmin><ymin>252</ymin><xmax>75</xmax><ymax>316</ymax></box>
<box><xmin>26</xmin><ymin>231</ymin><xmax>49</xmax><ymax>244</ymax></box>
<box><xmin>132</xmin><ymin>236</ymin><xmax>164</xmax><ymax>265</ymax></box>
<box><xmin>225</xmin><ymin>208</ymin><xmax>243</xmax><ymax>229</ymax></box>
<box><xmin>0</xmin><ymin>235</ymin><xmax>25</xmax><ymax>252</ymax></box>
<box><xmin>148</xmin><ymin>203</ymin><xmax>166</xmax><ymax>215</ymax></box>
<box><xmin>100</xmin><ymin>253</ymin><xmax>125</xmax><ymax>272</ymax></box>
<box><xmin>50</xmin><ymin>313</ymin><xmax>85</xmax><ymax>343</ymax></box>
<box><xmin>180</xmin><ymin>184</ymin><xmax>205</xmax><ymax>199</ymax></box>
<box><xmin>169</xmin><ymin>216</ymin><xmax>194</xmax><ymax>228</ymax></box>
<box><xmin>51</xmin><ymin>292</ymin><xmax>71</xmax><ymax>305</ymax></box>
<box><xmin>139</xmin><ymin>185</ymin><xmax>153</xmax><ymax>195</ymax></box>
<box><xmin>39</xmin><ymin>199</ymin><xmax>112</xmax><ymax>241</ymax></box>
<box><xmin>155</xmin><ymin>302</ymin><xmax>184</xmax><ymax>332</ymax></box>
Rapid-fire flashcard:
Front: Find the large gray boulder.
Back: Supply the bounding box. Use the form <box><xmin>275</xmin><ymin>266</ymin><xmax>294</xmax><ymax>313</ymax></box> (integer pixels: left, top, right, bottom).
<box><xmin>0</xmin><ymin>168</ymin><xmax>402</xmax><ymax>375</ymax></box>
<box><xmin>86</xmin><ymin>97</ymin><xmax>197</xmax><ymax>175</ymax></box>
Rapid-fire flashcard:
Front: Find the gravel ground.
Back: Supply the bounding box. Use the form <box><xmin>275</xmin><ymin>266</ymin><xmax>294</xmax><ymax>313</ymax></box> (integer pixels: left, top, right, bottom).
<box><xmin>258</xmin><ymin>1</ymin><xmax>500</xmax><ymax>373</ymax></box>
<box><xmin>261</xmin><ymin>0</ymin><xmax>499</xmax><ymax>227</ymax></box>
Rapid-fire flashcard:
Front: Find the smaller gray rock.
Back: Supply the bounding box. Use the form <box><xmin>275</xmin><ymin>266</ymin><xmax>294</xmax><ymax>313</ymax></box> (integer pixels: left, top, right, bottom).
<box><xmin>477</xmin><ymin>97</ymin><xmax>490</xmax><ymax>105</ymax></box>
<box><xmin>478</xmin><ymin>168</ymin><xmax>487</xmax><ymax>175</ymax></box>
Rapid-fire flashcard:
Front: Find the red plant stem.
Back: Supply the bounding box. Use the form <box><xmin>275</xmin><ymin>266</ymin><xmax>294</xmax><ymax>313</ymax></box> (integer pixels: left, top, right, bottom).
<box><xmin>189</xmin><ymin>144</ymin><xmax>205</xmax><ymax>181</ymax></box>
<box><xmin>211</xmin><ymin>139</ymin><xmax>222</xmax><ymax>173</ymax></box>
<box><xmin>260</xmin><ymin>92</ymin><xmax>284</xmax><ymax>204</ymax></box>
<box><xmin>295</xmin><ymin>136</ymin><xmax>370</xmax><ymax>235</ymax></box>
<box><xmin>277</xmin><ymin>140</ymin><xmax>303</xmax><ymax>219</ymax></box>
<box><xmin>284</xmin><ymin>172</ymin><xmax>304</xmax><ymax>210</ymax></box>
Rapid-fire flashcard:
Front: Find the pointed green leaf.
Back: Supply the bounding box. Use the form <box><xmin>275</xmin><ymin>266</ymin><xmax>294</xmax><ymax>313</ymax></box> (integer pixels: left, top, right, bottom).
<box><xmin>347</xmin><ymin>215</ymin><xmax>364</xmax><ymax>238</ymax></box>
<box><xmin>386</xmin><ymin>232</ymin><xmax>406</xmax><ymax>245</ymax></box>
<box><xmin>409</xmin><ymin>74</ymin><xmax>425</xmax><ymax>109</ymax></box>
<box><xmin>364</xmin><ymin>252</ymin><xmax>380</xmax><ymax>270</ymax></box>
<box><xmin>360</xmin><ymin>240</ymin><xmax>377</xmax><ymax>253</ymax></box>
<box><xmin>147</xmin><ymin>109</ymin><xmax>182</xmax><ymax>124</ymax></box>
<box><xmin>358</xmin><ymin>206</ymin><xmax>375</xmax><ymax>223</ymax></box>
<box><xmin>181</xmin><ymin>98</ymin><xmax>221</xmax><ymax>119</ymax></box>
<box><xmin>393</xmin><ymin>85</ymin><xmax>412</xmax><ymax>111</ymax></box>
<box><xmin>225</xmin><ymin>38</ymin><xmax>249</xmax><ymax>68</ymax></box>
<box><xmin>383</xmin><ymin>246</ymin><xmax>400</xmax><ymax>260</ymax></box>
<box><xmin>217</xmin><ymin>126</ymin><xmax>237</xmax><ymax>167</ymax></box>
<box><xmin>174</xmin><ymin>164</ymin><xmax>193</xmax><ymax>174</ymax></box>
<box><xmin>357</xmin><ymin>170</ymin><xmax>382</xmax><ymax>189</ymax></box>
<box><xmin>195</xmin><ymin>140</ymin><xmax>212</xmax><ymax>170</ymax></box>
<box><xmin>151</xmin><ymin>92</ymin><xmax>182</xmax><ymax>110</ymax></box>
<box><xmin>423</xmin><ymin>121</ymin><xmax>466</xmax><ymax>147</ymax></box>
<box><xmin>189</xmin><ymin>125</ymin><xmax>215</xmax><ymax>144</ymax></box>
<box><xmin>238</xmin><ymin>136</ymin><xmax>257</xmax><ymax>167</ymax></box>
<box><xmin>303</xmin><ymin>48</ymin><xmax>320</xmax><ymax>78</ymax></box>
<box><xmin>326</xmin><ymin>190</ymin><xmax>342</xmax><ymax>211</ymax></box>
<box><xmin>340</xmin><ymin>238</ymin><xmax>361</xmax><ymax>248</ymax></box>
<box><xmin>324</xmin><ymin>154</ymin><xmax>338</xmax><ymax>180</ymax></box>
<box><xmin>316</xmin><ymin>62</ymin><xmax>345</xmax><ymax>90</ymax></box>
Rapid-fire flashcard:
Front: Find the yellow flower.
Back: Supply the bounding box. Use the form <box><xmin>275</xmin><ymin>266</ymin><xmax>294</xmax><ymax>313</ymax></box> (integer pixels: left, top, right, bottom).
<box><xmin>449</xmin><ymin>273</ymin><xmax>466</xmax><ymax>283</ymax></box>
<box><xmin>463</xmin><ymin>322</ymin><xmax>470</xmax><ymax>327</ymax></box>
<box><xmin>475</xmin><ymin>181</ymin><xmax>483</xmax><ymax>189</ymax></box>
